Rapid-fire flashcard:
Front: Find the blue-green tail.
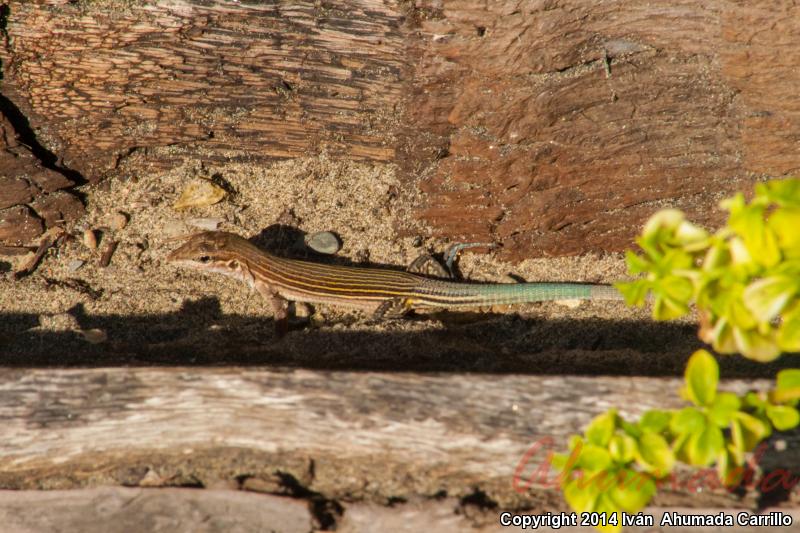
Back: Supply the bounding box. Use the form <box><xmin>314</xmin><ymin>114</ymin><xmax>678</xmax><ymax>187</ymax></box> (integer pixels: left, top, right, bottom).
<box><xmin>414</xmin><ymin>279</ymin><xmax>622</xmax><ymax>307</ymax></box>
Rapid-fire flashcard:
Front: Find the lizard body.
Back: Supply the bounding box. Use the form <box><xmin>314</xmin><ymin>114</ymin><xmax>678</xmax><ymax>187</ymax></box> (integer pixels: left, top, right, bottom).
<box><xmin>168</xmin><ymin>231</ymin><xmax>622</xmax><ymax>319</ymax></box>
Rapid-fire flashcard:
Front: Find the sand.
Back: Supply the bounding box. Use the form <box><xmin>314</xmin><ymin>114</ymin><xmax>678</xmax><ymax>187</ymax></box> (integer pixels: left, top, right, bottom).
<box><xmin>3</xmin><ymin>152</ymin><xmax>766</xmax><ymax>377</ymax></box>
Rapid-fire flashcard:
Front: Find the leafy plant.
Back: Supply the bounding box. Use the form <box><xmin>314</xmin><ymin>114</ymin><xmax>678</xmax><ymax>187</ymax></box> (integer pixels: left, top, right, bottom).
<box><xmin>550</xmin><ymin>180</ymin><xmax>800</xmax><ymax>532</ymax></box>
<box><xmin>616</xmin><ymin>180</ymin><xmax>800</xmax><ymax>361</ymax></box>
<box><xmin>553</xmin><ymin>351</ymin><xmax>800</xmax><ymax>533</ymax></box>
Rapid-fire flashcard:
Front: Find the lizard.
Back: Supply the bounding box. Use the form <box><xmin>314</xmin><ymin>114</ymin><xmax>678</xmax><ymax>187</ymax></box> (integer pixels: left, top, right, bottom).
<box><xmin>168</xmin><ymin>231</ymin><xmax>622</xmax><ymax>332</ymax></box>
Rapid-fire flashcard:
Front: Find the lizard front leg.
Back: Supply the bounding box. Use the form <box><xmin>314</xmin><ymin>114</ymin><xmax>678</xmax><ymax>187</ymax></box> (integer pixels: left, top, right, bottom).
<box><xmin>255</xmin><ymin>279</ymin><xmax>290</xmax><ymax>337</ymax></box>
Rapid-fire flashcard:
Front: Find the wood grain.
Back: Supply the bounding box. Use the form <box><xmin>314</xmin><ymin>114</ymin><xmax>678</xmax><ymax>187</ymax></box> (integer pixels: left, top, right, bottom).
<box><xmin>0</xmin><ymin>368</ymin><xmax>792</xmax><ymax>510</ymax></box>
<box><xmin>3</xmin><ymin>1</ymin><xmax>800</xmax><ymax>256</ymax></box>
<box><xmin>405</xmin><ymin>0</ymin><xmax>800</xmax><ymax>258</ymax></box>
<box><xmin>1</xmin><ymin>0</ymin><xmax>404</xmax><ymax>178</ymax></box>
<box><xmin>0</xmin><ymin>488</ymin><xmax>797</xmax><ymax>533</ymax></box>
<box><xmin>0</xmin><ymin>487</ymin><xmax>800</xmax><ymax>533</ymax></box>
<box><xmin>0</xmin><ymin>487</ymin><xmax>313</xmax><ymax>533</ymax></box>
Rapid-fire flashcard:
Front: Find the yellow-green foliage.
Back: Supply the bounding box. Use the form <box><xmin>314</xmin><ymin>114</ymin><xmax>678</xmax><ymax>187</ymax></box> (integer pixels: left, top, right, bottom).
<box><xmin>553</xmin><ymin>352</ymin><xmax>799</xmax><ymax>533</ymax></box>
<box><xmin>555</xmin><ymin>180</ymin><xmax>800</xmax><ymax>532</ymax></box>
<box><xmin>617</xmin><ymin>179</ymin><xmax>800</xmax><ymax>361</ymax></box>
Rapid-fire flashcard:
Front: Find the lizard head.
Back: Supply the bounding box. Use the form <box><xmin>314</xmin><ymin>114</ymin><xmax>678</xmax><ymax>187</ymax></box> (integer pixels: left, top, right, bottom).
<box><xmin>168</xmin><ymin>231</ymin><xmax>259</xmax><ymax>285</ymax></box>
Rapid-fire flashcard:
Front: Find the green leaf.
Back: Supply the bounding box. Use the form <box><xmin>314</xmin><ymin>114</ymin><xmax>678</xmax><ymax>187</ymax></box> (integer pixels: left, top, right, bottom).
<box><xmin>778</xmin><ymin>308</ymin><xmax>800</xmax><ymax>353</ymax></box>
<box><xmin>683</xmin><ymin>350</ymin><xmax>719</xmax><ymax>406</ymax></box>
<box><xmin>614</xmin><ymin>280</ymin><xmax>650</xmax><ymax>307</ymax></box>
<box><xmin>726</xmin><ymin>200</ymin><xmax>781</xmax><ymax>267</ymax></box>
<box><xmin>702</xmin><ymin>240</ymin><xmax>730</xmax><ymax>270</ymax></box>
<box><xmin>586</xmin><ymin>410</ymin><xmax>617</xmax><ymax>447</ymax></box>
<box><xmin>720</xmin><ymin>191</ymin><xmax>745</xmax><ymax>213</ymax></box>
<box><xmin>732</xmin><ymin>327</ymin><xmax>781</xmax><ymax>362</ymax></box>
<box><xmin>619</xmin><ymin>418</ymin><xmax>642</xmax><ymax>439</ymax></box>
<box><xmin>624</xmin><ymin>250</ymin><xmax>651</xmax><ymax>274</ymax></box>
<box><xmin>729</xmin><ymin>419</ymin><xmax>746</xmax><ymax>464</ymax></box>
<box><xmin>674</xmin><ymin>220</ymin><xmax>710</xmax><ymax>250</ymax></box>
<box><xmin>670</xmin><ymin>407</ymin><xmax>705</xmax><ymax>435</ymax></box>
<box><xmin>759</xmin><ymin>179</ymin><xmax>800</xmax><ymax>208</ymax></box>
<box><xmin>773</xmin><ymin>369</ymin><xmax>800</xmax><ymax>403</ymax></box>
<box><xmin>735</xmin><ymin>411</ymin><xmax>771</xmax><ymax>451</ymax></box>
<box><xmin>594</xmin><ymin>495</ymin><xmax>623</xmax><ymax>533</ymax></box>
<box><xmin>653</xmin><ymin>294</ymin><xmax>690</xmax><ymax>320</ymax></box>
<box><xmin>608</xmin><ymin>434</ymin><xmax>637</xmax><ymax>464</ymax></box>
<box><xmin>661</xmin><ymin>274</ymin><xmax>694</xmax><ymax>301</ymax></box>
<box><xmin>728</xmin><ymin>236</ymin><xmax>755</xmax><ymax>268</ymax></box>
<box><xmin>742</xmin><ymin>275</ymin><xmax>798</xmax><ymax>322</ymax></box>
<box><xmin>766</xmin><ymin>405</ymin><xmax>800</xmax><ymax>431</ymax></box>
<box><xmin>563</xmin><ymin>477</ymin><xmax>600</xmax><ymax>514</ymax></box>
<box><xmin>635</xmin><ymin>432</ymin><xmax>675</xmax><ymax>475</ymax></box>
<box><xmin>729</xmin><ymin>298</ymin><xmax>758</xmax><ymax>330</ymax></box>
<box><xmin>609</xmin><ymin>469</ymin><xmax>656</xmax><ymax>513</ymax></box>
<box><xmin>671</xmin><ymin>431</ymin><xmax>691</xmax><ymax>463</ymax></box>
<box><xmin>717</xmin><ymin>447</ymin><xmax>746</xmax><ymax>487</ymax></box>
<box><xmin>551</xmin><ymin>453</ymin><xmax>570</xmax><ymax>471</ymax></box>
<box><xmin>708</xmin><ymin>317</ymin><xmax>739</xmax><ymax>354</ymax></box>
<box><xmin>769</xmin><ymin>207</ymin><xmax>800</xmax><ymax>257</ymax></box>
<box><xmin>642</xmin><ymin>209</ymin><xmax>685</xmax><ymax>239</ymax></box>
<box><xmin>578</xmin><ymin>444</ymin><xmax>613</xmax><ymax>472</ymax></box>
<box><xmin>639</xmin><ymin>410</ymin><xmax>671</xmax><ymax>433</ymax></box>
<box><xmin>708</xmin><ymin>392</ymin><xmax>741</xmax><ymax>427</ymax></box>
<box><xmin>686</xmin><ymin>424</ymin><xmax>724</xmax><ymax>466</ymax></box>
<box><xmin>744</xmin><ymin>391</ymin><xmax>767</xmax><ymax>410</ymax></box>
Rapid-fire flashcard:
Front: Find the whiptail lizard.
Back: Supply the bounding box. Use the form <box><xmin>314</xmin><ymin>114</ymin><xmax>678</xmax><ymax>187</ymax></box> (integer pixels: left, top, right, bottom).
<box><xmin>168</xmin><ymin>231</ymin><xmax>622</xmax><ymax>330</ymax></box>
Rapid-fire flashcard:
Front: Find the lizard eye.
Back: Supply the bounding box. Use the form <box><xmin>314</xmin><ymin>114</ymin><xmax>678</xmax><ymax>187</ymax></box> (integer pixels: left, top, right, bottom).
<box><xmin>199</xmin><ymin>255</ymin><xmax>211</xmax><ymax>263</ymax></box>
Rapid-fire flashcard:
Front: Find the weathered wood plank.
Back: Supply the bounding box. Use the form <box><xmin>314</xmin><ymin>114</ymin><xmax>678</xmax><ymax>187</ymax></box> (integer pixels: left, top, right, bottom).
<box><xmin>0</xmin><ymin>488</ymin><xmax>798</xmax><ymax>533</ymax></box>
<box><xmin>3</xmin><ymin>0</ymin><xmax>800</xmax><ymax>257</ymax></box>
<box><xmin>0</xmin><ymin>368</ymin><xmax>793</xmax><ymax>510</ymax></box>
<box><xmin>0</xmin><ymin>487</ymin><xmax>313</xmax><ymax>533</ymax></box>
<box><xmin>1</xmin><ymin>0</ymin><xmax>404</xmax><ymax>178</ymax></box>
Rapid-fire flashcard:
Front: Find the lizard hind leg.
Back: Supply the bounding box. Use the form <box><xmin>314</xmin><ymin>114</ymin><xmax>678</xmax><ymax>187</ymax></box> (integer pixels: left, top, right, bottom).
<box><xmin>373</xmin><ymin>297</ymin><xmax>412</xmax><ymax>320</ymax></box>
<box><xmin>407</xmin><ymin>253</ymin><xmax>451</xmax><ymax>279</ymax></box>
<box><xmin>443</xmin><ymin>242</ymin><xmax>497</xmax><ymax>277</ymax></box>
<box><xmin>408</xmin><ymin>242</ymin><xmax>497</xmax><ymax>279</ymax></box>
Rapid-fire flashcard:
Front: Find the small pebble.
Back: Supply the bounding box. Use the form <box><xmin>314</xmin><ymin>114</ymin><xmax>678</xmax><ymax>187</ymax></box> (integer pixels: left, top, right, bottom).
<box><xmin>67</xmin><ymin>259</ymin><xmax>85</xmax><ymax>272</ymax></box>
<box><xmin>83</xmin><ymin>229</ymin><xmax>98</xmax><ymax>250</ymax></box>
<box><xmin>78</xmin><ymin>328</ymin><xmax>107</xmax><ymax>344</ymax></box>
<box><xmin>305</xmin><ymin>231</ymin><xmax>341</xmax><ymax>255</ymax></box>
<box><xmin>109</xmin><ymin>211</ymin><xmax>128</xmax><ymax>230</ymax></box>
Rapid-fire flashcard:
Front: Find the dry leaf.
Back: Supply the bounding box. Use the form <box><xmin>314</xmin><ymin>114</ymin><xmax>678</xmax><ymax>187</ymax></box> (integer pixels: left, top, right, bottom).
<box><xmin>173</xmin><ymin>179</ymin><xmax>227</xmax><ymax>210</ymax></box>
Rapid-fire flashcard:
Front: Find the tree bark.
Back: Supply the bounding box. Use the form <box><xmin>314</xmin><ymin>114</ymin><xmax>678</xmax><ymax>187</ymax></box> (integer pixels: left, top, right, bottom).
<box><xmin>0</xmin><ymin>106</ymin><xmax>84</xmax><ymax>245</ymax></box>
<box><xmin>2</xmin><ymin>1</ymin><xmax>799</xmax><ymax>254</ymax></box>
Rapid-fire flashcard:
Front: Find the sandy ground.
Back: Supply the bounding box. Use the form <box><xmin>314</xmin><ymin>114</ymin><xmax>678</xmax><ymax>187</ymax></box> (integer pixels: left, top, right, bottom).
<box><xmin>1</xmin><ymin>152</ymin><xmax>782</xmax><ymax>377</ymax></box>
